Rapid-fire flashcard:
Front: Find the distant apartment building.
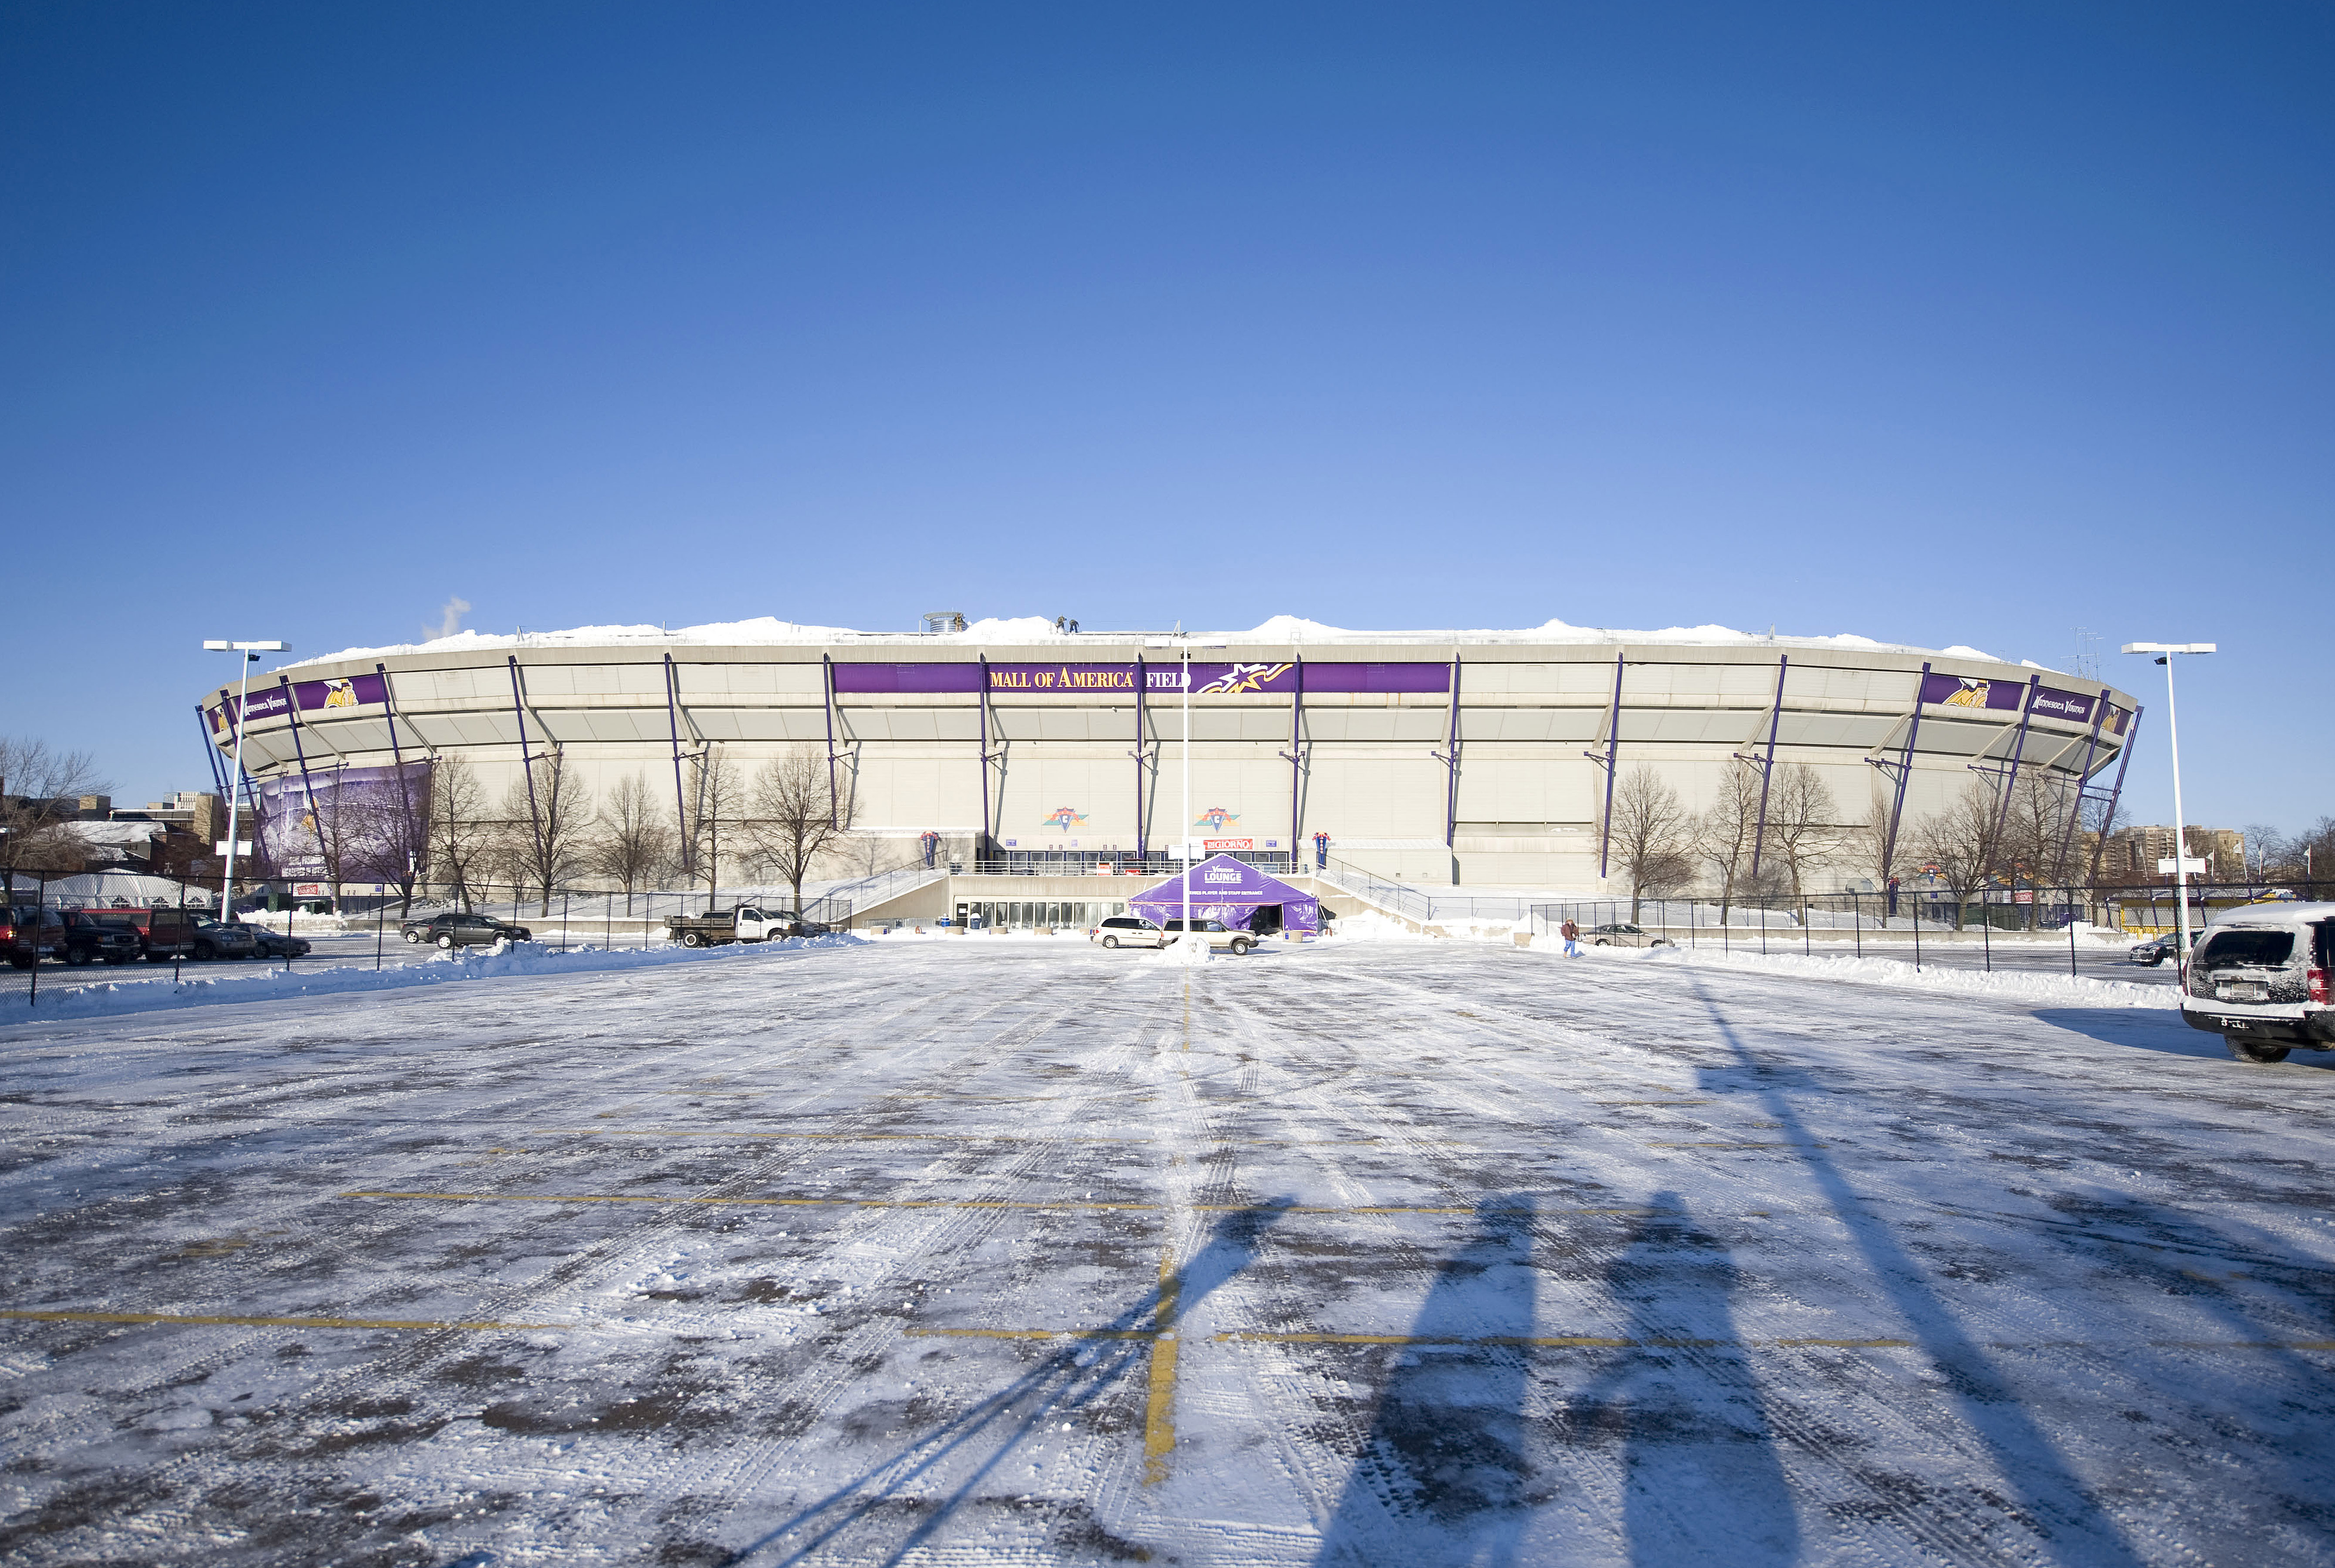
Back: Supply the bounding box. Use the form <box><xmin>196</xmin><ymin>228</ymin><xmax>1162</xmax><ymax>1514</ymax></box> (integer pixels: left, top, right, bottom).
<box><xmin>2105</xmin><ymin>824</ymin><xmax>2247</xmax><ymax>882</ymax></box>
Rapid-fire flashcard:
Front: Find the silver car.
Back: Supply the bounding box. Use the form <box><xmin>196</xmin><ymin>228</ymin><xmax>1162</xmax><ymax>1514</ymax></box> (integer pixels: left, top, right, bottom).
<box><xmin>1090</xmin><ymin>915</ymin><xmax>1168</xmax><ymax>950</ymax></box>
<box><xmin>1584</xmin><ymin>922</ymin><xmax>1675</xmax><ymax>949</ymax></box>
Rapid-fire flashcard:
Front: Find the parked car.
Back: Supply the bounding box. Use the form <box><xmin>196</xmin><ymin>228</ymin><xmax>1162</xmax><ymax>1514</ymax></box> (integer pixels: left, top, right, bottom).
<box><xmin>57</xmin><ymin>911</ymin><xmax>140</xmax><ymax>966</ymax></box>
<box><xmin>2178</xmin><ymin>903</ymin><xmax>2335</xmax><ymax>1063</ymax></box>
<box><xmin>1089</xmin><ymin>914</ymin><xmax>1168</xmax><ymax>950</ymax></box>
<box><xmin>2127</xmin><ymin>932</ymin><xmax>2192</xmax><ymax>966</ymax></box>
<box><xmin>401</xmin><ymin>911</ymin><xmax>534</xmax><ymax>949</ymax></box>
<box><xmin>98</xmin><ymin>906</ymin><xmax>198</xmax><ymax>962</ymax></box>
<box><xmin>1584</xmin><ymin>922</ymin><xmax>1675</xmax><ymax>948</ymax></box>
<box><xmin>189</xmin><ymin>918</ymin><xmax>261</xmax><ymax>962</ymax></box>
<box><xmin>2</xmin><ymin>906</ymin><xmax>66</xmax><ymax>970</ymax></box>
<box><xmin>1159</xmin><ymin>917</ymin><xmax>1256</xmax><ymax>956</ymax></box>
<box><xmin>247</xmin><ymin>924</ymin><xmax>311</xmax><ymax>959</ymax></box>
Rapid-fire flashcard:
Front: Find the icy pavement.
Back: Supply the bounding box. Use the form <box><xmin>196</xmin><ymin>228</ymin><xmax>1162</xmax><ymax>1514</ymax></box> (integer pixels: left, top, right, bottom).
<box><xmin>1</xmin><ymin>941</ymin><xmax>2331</xmax><ymax>1566</ymax></box>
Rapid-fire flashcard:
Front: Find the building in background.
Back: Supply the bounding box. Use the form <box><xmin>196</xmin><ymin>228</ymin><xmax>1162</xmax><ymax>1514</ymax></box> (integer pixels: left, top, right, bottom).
<box><xmin>196</xmin><ymin>616</ymin><xmax>2143</xmax><ymax>894</ymax></box>
<box><xmin>2105</xmin><ymin>824</ymin><xmax>2247</xmax><ymax>884</ymax></box>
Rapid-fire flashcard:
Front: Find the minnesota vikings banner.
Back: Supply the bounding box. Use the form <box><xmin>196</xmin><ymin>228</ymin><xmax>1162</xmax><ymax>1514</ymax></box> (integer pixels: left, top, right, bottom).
<box><xmin>830</xmin><ymin>661</ymin><xmax>1451</xmax><ymax>695</ymax></box>
<box><xmin>211</xmin><ymin>673</ymin><xmax>393</xmax><ymax>734</ymax></box>
<box><xmin>2027</xmin><ymin>686</ymin><xmax>2099</xmax><ymax>725</ymax></box>
<box><xmin>254</xmin><ymin>761</ymin><xmax>432</xmax><ymax>882</ymax></box>
<box><xmin>1918</xmin><ymin>672</ymin><xmax>2027</xmax><ymax>713</ymax></box>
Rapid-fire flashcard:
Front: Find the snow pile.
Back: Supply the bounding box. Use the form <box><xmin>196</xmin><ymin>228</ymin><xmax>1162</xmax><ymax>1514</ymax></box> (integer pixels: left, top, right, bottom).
<box><xmin>1154</xmin><ymin>933</ymin><xmax>1213</xmax><ymax>966</ymax></box>
<box><xmin>0</xmin><ymin>934</ymin><xmax>863</xmax><ymax>1027</ymax></box>
<box><xmin>1624</xmin><ymin>943</ymin><xmax>2177</xmax><ymax>1008</ymax></box>
<box><xmin>1324</xmin><ymin>910</ymin><xmax>1423</xmax><ymax>942</ymax></box>
<box><xmin>289</xmin><ymin>613</ymin><xmax>2011</xmax><ymax>671</ymax></box>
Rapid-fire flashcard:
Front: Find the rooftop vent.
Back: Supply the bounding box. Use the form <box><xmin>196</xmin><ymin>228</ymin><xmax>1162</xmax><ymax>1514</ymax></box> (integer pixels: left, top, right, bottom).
<box><xmin>921</xmin><ymin>612</ymin><xmax>968</xmax><ymax>634</ymax></box>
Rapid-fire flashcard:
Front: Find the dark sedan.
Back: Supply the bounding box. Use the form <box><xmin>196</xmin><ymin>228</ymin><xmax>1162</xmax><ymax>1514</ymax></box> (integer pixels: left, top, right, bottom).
<box><xmin>401</xmin><ymin>911</ymin><xmax>534</xmax><ymax>949</ymax></box>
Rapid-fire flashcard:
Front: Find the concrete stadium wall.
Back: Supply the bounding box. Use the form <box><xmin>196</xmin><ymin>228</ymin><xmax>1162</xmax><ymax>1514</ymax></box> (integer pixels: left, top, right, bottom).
<box><xmin>204</xmin><ymin>638</ymin><xmax>2138</xmax><ymax>894</ymax></box>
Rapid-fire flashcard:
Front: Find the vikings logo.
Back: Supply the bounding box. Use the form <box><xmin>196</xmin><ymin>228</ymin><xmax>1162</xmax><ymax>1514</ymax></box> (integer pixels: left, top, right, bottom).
<box><xmin>322</xmin><ymin>678</ymin><xmax>359</xmax><ymax>710</ymax></box>
<box><xmin>1041</xmin><ymin>806</ymin><xmax>1089</xmax><ymax>831</ymax></box>
<box><xmin>1193</xmin><ymin>805</ymin><xmax>1240</xmax><ymax>831</ymax></box>
<box><xmin>1195</xmin><ymin>662</ymin><xmax>1294</xmax><ymax>695</ymax></box>
<box><xmin>1939</xmin><ymin>678</ymin><xmax>1990</xmax><ymax>710</ymax></box>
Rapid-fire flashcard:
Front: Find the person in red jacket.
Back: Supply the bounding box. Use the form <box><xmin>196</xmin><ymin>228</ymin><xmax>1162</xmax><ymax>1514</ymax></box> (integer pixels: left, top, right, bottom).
<box><xmin>1560</xmin><ymin>918</ymin><xmax>1581</xmax><ymax>957</ymax></box>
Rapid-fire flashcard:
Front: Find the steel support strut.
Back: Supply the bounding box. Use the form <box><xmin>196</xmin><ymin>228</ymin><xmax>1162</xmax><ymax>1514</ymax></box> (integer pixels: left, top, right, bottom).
<box><xmin>1747</xmin><ymin>654</ymin><xmax>1788</xmax><ymax>879</ymax></box>
<box><xmin>2085</xmin><ymin>705</ymin><xmax>2143</xmax><ymax>886</ymax></box>
<box><xmin>1132</xmin><ymin>656</ymin><xmax>1149</xmax><ymax>858</ymax></box>
<box><xmin>821</xmin><ymin>654</ymin><xmax>840</xmax><ymax>829</ymax></box>
<box><xmin>507</xmin><ymin>655</ymin><xmax>546</xmax><ymax>875</ymax></box>
<box><xmin>375</xmin><ymin>662</ymin><xmax>416</xmax><ymax>876</ymax></box>
<box><xmin>277</xmin><ymin>676</ymin><xmax>325</xmax><ymax>887</ymax></box>
<box><xmin>1584</xmin><ymin>652</ymin><xmax>1625</xmax><ymax>878</ymax></box>
<box><xmin>2052</xmin><ymin>687</ymin><xmax>2112</xmax><ymax>883</ymax></box>
<box><xmin>1983</xmin><ymin>675</ymin><xmax>2043</xmax><ymax>845</ymax></box>
<box><xmin>1279</xmin><ymin>655</ymin><xmax>1305</xmax><ymax>863</ymax></box>
<box><xmin>196</xmin><ymin>705</ymin><xmax>230</xmax><ymax>800</ymax></box>
<box><xmin>978</xmin><ymin>655</ymin><xmax>994</xmax><ymax>860</ymax></box>
<box><xmin>1872</xmin><ymin>661</ymin><xmax>1931</xmax><ymax>879</ymax></box>
<box><xmin>663</xmin><ymin>653</ymin><xmax>691</xmax><ymax>877</ymax></box>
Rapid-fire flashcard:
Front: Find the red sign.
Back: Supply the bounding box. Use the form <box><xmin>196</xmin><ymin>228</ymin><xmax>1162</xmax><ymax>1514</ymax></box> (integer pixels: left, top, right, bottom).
<box><xmin>1204</xmin><ymin>838</ymin><xmax>1252</xmax><ymax>852</ymax></box>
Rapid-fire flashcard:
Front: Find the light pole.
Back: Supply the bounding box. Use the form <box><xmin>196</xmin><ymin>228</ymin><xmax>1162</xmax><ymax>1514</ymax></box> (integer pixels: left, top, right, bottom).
<box><xmin>2122</xmin><ymin>641</ymin><xmax>2214</xmax><ymax>967</ymax></box>
<box><xmin>203</xmin><ymin>639</ymin><xmax>289</xmax><ymax>916</ymax></box>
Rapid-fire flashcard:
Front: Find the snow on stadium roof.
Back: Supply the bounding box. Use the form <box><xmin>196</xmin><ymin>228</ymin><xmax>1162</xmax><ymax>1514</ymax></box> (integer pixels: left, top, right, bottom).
<box><xmin>288</xmin><ymin>614</ymin><xmax>2001</xmax><ymax>670</ymax></box>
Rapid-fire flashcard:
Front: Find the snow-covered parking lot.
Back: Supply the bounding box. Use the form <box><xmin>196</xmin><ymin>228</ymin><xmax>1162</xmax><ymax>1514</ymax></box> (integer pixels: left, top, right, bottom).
<box><xmin>3</xmin><ymin>938</ymin><xmax>2331</xmax><ymax>1565</ymax></box>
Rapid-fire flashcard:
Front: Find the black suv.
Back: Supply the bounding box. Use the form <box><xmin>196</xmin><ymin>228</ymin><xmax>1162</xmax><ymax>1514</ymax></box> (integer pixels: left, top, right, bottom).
<box><xmin>400</xmin><ymin>911</ymin><xmax>534</xmax><ymax>949</ymax></box>
<box><xmin>58</xmin><ymin>911</ymin><xmax>141</xmax><ymax>966</ymax></box>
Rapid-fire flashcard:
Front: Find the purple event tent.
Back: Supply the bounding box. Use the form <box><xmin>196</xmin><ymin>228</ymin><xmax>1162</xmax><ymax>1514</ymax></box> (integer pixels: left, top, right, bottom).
<box><xmin>1127</xmin><ymin>855</ymin><xmax>1321</xmax><ymax>934</ymax></box>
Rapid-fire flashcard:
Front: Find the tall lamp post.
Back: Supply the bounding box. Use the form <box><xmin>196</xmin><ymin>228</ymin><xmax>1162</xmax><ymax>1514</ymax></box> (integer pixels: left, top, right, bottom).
<box><xmin>2121</xmin><ymin>641</ymin><xmax>2214</xmax><ymax>967</ymax></box>
<box><xmin>203</xmin><ymin>639</ymin><xmax>289</xmax><ymax>915</ymax></box>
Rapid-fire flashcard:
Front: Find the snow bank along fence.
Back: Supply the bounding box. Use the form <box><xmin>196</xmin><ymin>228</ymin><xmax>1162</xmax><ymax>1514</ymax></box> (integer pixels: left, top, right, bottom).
<box><xmin>0</xmin><ymin>865</ymin><xmax>955</xmax><ymax>1009</ymax></box>
<box><xmin>1526</xmin><ymin>879</ymin><xmax>2334</xmax><ymax>976</ymax></box>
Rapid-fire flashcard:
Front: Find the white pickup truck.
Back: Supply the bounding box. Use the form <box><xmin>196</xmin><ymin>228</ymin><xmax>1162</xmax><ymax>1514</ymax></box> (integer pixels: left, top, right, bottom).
<box><xmin>664</xmin><ymin>905</ymin><xmax>819</xmax><ymax>946</ymax></box>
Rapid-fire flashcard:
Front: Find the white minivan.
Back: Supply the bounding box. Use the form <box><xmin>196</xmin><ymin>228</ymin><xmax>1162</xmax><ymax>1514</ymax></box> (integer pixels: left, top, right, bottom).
<box><xmin>2179</xmin><ymin>902</ymin><xmax>2335</xmax><ymax>1063</ymax></box>
<box><xmin>1090</xmin><ymin>915</ymin><xmax>1168</xmax><ymax>950</ymax></box>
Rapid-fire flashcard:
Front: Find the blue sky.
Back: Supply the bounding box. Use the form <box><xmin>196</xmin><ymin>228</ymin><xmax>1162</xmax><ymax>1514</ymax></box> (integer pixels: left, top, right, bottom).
<box><xmin>4</xmin><ymin>3</ymin><xmax>2327</xmax><ymax>831</ymax></box>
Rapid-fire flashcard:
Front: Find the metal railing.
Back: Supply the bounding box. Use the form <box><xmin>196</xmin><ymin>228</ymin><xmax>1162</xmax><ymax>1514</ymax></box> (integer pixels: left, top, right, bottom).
<box><xmin>1309</xmin><ymin>857</ymin><xmax>1435</xmax><ymax>924</ymax></box>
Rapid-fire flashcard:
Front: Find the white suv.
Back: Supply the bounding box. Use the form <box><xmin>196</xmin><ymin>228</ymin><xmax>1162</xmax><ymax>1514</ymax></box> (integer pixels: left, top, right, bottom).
<box><xmin>2179</xmin><ymin>903</ymin><xmax>2335</xmax><ymax>1063</ymax></box>
<box><xmin>1090</xmin><ymin>915</ymin><xmax>1168</xmax><ymax>950</ymax></box>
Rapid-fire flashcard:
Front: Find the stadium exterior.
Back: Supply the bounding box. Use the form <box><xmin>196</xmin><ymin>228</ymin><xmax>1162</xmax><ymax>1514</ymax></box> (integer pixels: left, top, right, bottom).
<box><xmin>196</xmin><ymin>618</ymin><xmax>2141</xmax><ymax>896</ymax></box>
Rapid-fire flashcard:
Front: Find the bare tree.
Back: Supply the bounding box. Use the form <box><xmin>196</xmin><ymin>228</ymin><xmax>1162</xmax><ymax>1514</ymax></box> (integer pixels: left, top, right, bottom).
<box><xmin>1692</xmin><ymin>763</ymin><xmax>1764</xmax><ymax>925</ymax></box>
<box><xmin>1994</xmin><ymin>770</ymin><xmax>2068</xmax><ymax>927</ymax></box>
<box><xmin>683</xmin><ymin>746</ymin><xmax>746</xmax><ymax>912</ymax></box>
<box><xmin>345</xmin><ymin>763</ymin><xmax>433</xmax><ymax>917</ymax></box>
<box><xmin>748</xmin><ymin>746</ymin><xmax>854</xmax><ymax>915</ymax></box>
<box><xmin>1911</xmin><ymin>781</ymin><xmax>2005</xmax><ymax>930</ymax></box>
<box><xmin>1607</xmin><ymin>764</ymin><xmax>1692</xmax><ymax>920</ymax></box>
<box><xmin>427</xmin><ymin>752</ymin><xmax>489</xmax><ymax>910</ymax></box>
<box><xmin>589</xmin><ymin>771</ymin><xmax>676</xmax><ymax>914</ymax></box>
<box><xmin>1763</xmin><ymin>761</ymin><xmax>1841</xmax><ymax>902</ymax></box>
<box><xmin>500</xmin><ymin>750</ymin><xmax>593</xmax><ymax>916</ymax></box>
<box><xmin>0</xmin><ymin>736</ymin><xmax>108</xmax><ymax>893</ymax></box>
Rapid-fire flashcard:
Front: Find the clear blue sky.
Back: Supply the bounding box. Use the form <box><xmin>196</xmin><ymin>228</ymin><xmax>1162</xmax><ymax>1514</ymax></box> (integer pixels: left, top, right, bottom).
<box><xmin>4</xmin><ymin>3</ymin><xmax>2327</xmax><ymax>831</ymax></box>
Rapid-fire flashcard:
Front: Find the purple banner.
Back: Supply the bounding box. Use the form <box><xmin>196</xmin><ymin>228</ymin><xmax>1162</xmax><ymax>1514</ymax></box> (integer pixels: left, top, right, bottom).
<box><xmin>213</xmin><ymin>672</ymin><xmax>391</xmax><ymax>731</ymax></box>
<box><xmin>831</xmin><ymin>663</ymin><xmax>985</xmax><ymax>694</ymax></box>
<box><xmin>2027</xmin><ymin>686</ymin><xmax>2098</xmax><ymax>725</ymax></box>
<box><xmin>1919</xmin><ymin>672</ymin><xmax>2026</xmax><ymax>713</ymax></box>
<box><xmin>254</xmin><ymin>761</ymin><xmax>432</xmax><ymax>882</ymax></box>
<box><xmin>829</xmin><ymin>660</ymin><xmax>1451</xmax><ymax>696</ymax></box>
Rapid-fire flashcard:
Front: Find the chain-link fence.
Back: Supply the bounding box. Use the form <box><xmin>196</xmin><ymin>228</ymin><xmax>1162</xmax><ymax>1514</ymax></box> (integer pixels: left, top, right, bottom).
<box><xmin>1527</xmin><ymin>880</ymin><xmax>2334</xmax><ymax>987</ymax></box>
<box><xmin>0</xmin><ymin>868</ymin><xmax>930</xmax><ymax>1010</ymax></box>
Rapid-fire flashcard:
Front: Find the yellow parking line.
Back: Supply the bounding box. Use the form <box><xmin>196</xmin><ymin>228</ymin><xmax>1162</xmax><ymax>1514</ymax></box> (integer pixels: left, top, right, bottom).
<box><xmin>1144</xmin><ymin>1244</ymin><xmax>1180</xmax><ymax>1486</ymax></box>
<box><xmin>0</xmin><ymin>1308</ymin><xmax>568</xmax><ymax>1332</ymax></box>
<box><xmin>905</xmin><ymin>1326</ymin><xmax>1157</xmax><ymax>1341</ymax></box>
